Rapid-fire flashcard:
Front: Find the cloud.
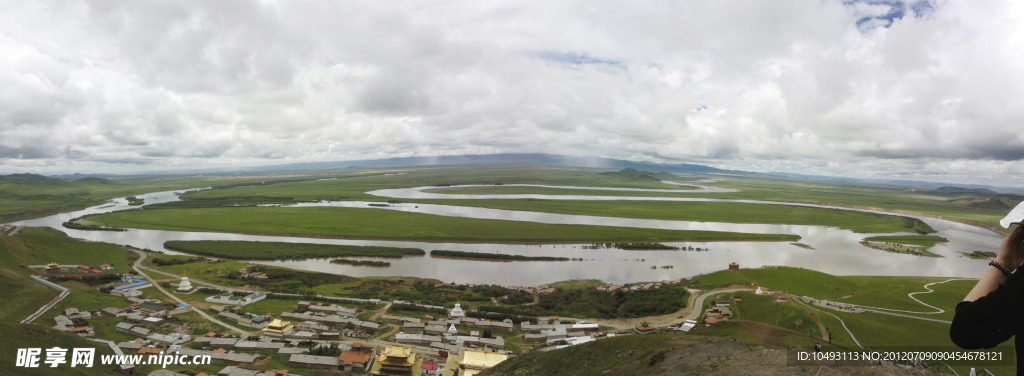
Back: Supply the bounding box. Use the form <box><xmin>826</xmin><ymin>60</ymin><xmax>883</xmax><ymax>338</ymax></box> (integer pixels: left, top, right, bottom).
<box><xmin>0</xmin><ymin>0</ymin><xmax>1022</xmax><ymax>186</ymax></box>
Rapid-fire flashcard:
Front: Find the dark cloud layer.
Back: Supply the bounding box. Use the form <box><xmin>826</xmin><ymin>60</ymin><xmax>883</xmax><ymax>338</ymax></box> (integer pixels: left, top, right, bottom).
<box><xmin>0</xmin><ymin>0</ymin><xmax>1022</xmax><ymax>186</ymax></box>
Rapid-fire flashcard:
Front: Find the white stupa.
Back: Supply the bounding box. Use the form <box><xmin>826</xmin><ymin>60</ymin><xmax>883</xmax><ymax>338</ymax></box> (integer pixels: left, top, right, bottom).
<box><xmin>447</xmin><ymin>324</ymin><xmax>458</xmax><ymax>335</ymax></box>
<box><xmin>449</xmin><ymin>302</ymin><xmax>466</xmax><ymax>318</ymax></box>
<box><xmin>175</xmin><ymin>274</ymin><xmax>196</xmax><ymax>294</ymax></box>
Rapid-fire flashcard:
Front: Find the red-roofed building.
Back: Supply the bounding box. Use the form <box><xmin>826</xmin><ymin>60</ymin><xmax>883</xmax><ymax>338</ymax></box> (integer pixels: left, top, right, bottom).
<box><xmin>728</xmin><ymin>262</ymin><xmax>740</xmax><ymax>271</ymax></box>
<box><xmin>338</xmin><ymin>350</ymin><xmax>373</xmax><ymax>370</ymax></box>
<box><xmin>633</xmin><ymin>324</ymin><xmax>657</xmax><ymax>335</ymax></box>
<box><xmin>706</xmin><ymin>316</ymin><xmax>729</xmax><ymax>325</ymax></box>
<box><xmin>138</xmin><ymin>347</ymin><xmax>162</xmax><ymax>355</ymax></box>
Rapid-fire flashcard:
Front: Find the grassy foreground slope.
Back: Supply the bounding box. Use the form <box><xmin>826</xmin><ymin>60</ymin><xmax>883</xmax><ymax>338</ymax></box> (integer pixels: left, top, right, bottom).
<box><xmin>90</xmin><ymin>206</ymin><xmax>798</xmax><ymax>243</ymax></box>
<box><xmin>480</xmin><ymin>333</ymin><xmax>931</xmax><ymax>376</ymax></box>
<box><xmin>691</xmin><ymin>267</ymin><xmax>975</xmax><ymax>317</ymax></box>
<box><xmin>0</xmin><ymin>323</ymin><xmax>117</xmax><ymax>376</ymax></box>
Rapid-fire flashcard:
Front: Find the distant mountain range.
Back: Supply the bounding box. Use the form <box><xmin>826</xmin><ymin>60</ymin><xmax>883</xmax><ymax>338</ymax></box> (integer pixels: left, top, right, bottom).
<box><xmin>0</xmin><ymin>173</ymin><xmax>113</xmax><ymax>186</ymax></box>
<box><xmin>3</xmin><ymin>152</ymin><xmax>1022</xmax><ymax>194</ymax></box>
<box><xmin>242</xmin><ymin>153</ymin><xmax>753</xmax><ymax>176</ymax></box>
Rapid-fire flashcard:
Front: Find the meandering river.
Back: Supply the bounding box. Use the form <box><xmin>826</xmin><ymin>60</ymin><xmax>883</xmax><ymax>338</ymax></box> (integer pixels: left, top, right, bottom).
<box><xmin>7</xmin><ymin>184</ymin><xmax>1003</xmax><ymax>286</ymax></box>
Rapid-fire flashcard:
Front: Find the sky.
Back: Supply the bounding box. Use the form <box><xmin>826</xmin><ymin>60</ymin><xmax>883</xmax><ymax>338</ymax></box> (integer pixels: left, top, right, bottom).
<box><xmin>1</xmin><ymin>0</ymin><xmax>1024</xmax><ymax>187</ymax></box>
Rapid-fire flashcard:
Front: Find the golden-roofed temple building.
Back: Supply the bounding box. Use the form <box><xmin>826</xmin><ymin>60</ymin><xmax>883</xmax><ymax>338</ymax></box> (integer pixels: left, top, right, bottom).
<box><xmin>370</xmin><ymin>345</ymin><xmax>421</xmax><ymax>375</ymax></box>
<box><xmin>441</xmin><ymin>349</ymin><xmax>509</xmax><ymax>376</ymax></box>
<box><xmin>261</xmin><ymin>318</ymin><xmax>295</xmax><ymax>336</ymax></box>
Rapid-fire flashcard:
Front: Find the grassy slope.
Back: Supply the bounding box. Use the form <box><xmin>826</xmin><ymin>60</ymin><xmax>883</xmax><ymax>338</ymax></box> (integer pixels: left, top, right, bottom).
<box><xmin>89</xmin><ymin>206</ymin><xmax>798</xmax><ymax>243</ymax></box>
<box><xmin>0</xmin><ymin>227</ymin><xmax>132</xmax><ymax>323</ymax></box>
<box><xmin>691</xmin><ymin>268</ymin><xmax>1011</xmax><ymax>375</ymax></box>
<box><xmin>692</xmin><ymin>267</ymin><xmax>964</xmax><ymax>314</ymax></box>
<box><xmin>482</xmin><ymin>333</ymin><xmax>679</xmax><ymax>376</ymax></box>
<box><xmin>0</xmin><ymin>323</ymin><xmax>118</xmax><ymax>376</ymax></box>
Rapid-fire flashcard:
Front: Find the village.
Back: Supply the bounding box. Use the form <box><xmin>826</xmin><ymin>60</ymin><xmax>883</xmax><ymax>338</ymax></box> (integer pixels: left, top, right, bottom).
<box><xmin>20</xmin><ymin>254</ymin><xmax>878</xmax><ymax>376</ymax></box>
<box><xmin>25</xmin><ymin>257</ymin><xmax>734</xmax><ymax>376</ymax></box>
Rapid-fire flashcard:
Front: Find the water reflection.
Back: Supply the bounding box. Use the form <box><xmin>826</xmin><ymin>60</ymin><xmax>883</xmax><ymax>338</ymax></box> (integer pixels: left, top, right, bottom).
<box><xmin>6</xmin><ymin>185</ymin><xmax>1002</xmax><ymax>286</ymax></box>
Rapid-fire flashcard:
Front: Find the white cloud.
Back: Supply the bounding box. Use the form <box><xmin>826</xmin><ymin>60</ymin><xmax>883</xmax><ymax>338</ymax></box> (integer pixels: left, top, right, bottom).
<box><xmin>0</xmin><ymin>0</ymin><xmax>1022</xmax><ymax>186</ymax></box>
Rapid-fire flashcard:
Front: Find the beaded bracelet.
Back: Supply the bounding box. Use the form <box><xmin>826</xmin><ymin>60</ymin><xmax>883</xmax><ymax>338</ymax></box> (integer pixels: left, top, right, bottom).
<box><xmin>990</xmin><ymin>260</ymin><xmax>1012</xmax><ymax>277</ymax></box>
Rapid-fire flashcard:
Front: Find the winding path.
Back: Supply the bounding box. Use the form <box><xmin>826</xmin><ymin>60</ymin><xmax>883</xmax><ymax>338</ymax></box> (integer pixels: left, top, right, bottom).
<box><xmin>133</xmin><ymin>254</ymin><xmax>254</xmax><ymax>292</ymax></box>
<box><xmin>130</xmin><ymin>249</ymin><xmax>250</xmax><ymax>336</ymax></box>
<box><xmin>20</xmin><ymin>275</ymin><xmax>70</xmax><ymax>324</ymax></box>
<box><xmin>683</xmin><ymin>288</ymin><xmax>753</xmax><ymax>321</ymax></box>
<box><xmin>793</xmin><ymin>298</ymin><xmax>863</xmax><ymax>349</ymax></box>
<box><xmin>855</xmin><ymin>278</ymin><xmax>968</xmax><ymax>315</ymax></box>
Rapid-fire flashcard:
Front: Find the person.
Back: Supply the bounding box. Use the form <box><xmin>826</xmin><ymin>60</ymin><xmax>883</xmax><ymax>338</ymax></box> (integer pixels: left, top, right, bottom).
<box><xmin>950</xmin><ymin>225</ymin><xmax>1024</xmax><ymax>375</ymax></box>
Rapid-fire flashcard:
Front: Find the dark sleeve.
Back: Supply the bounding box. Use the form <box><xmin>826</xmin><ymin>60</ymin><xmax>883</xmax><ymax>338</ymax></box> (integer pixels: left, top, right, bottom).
<box><xmin>949</xmin><ymin>268</ymin><xmax>1024</xmax><ymax>349</ymax></box>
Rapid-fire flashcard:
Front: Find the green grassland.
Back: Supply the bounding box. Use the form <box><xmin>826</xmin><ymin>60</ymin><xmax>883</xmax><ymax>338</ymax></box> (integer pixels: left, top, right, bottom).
<box><xmin>729</xmin><ymin>292</ymin><xmax>821</xmax><ymax>335</ymax></box>
<box><xmin>0</xmin><ymin>173</ymin><xmax>304</xmax><ymax>223</ymax></box>
<box><xmin>88</xmin><ymin>165</ymin><xmax>1011</xmax><ymax>239</ymax></box>
<box><xmin>483</xmin><ymin>333</ymin><xmax>682</xmax><ymax>376</ymax></box>
<box><xmin>828</xmin><ymin>310</ymin><xmax>1015</xmax><ymax>375</ymax></box>
<box><xmin>905</xmin><ymin>279</ymin><xmax>979</xmax><ymax>321</ymax></box>
<box><xmin>424</xmin><ymin>185</ymin><xmax>706</xmax><ymax>196</ymax></box>
<box><xmin>962</xmin><ymin>250</ymin><xmax>998</xmax><ymax>260</ymax></box>
<box><xmin>1</xmin><ymin>227</ymin><xmax>130</xmax><ymax>270</ymax></box>
<box><xmin>7</xmin><ymin>165</ymin><xmax>1015</xmax><ymax>234</ymax></box>
<box><xmin>148</xmin><ymin>258</ymin><xmax>357</xmax><ymax>294</ymax></box>
<box><xmin>482</xmin><ymin>330</ymin><xmax>848</xmax><ymax>376</ymax></box>
<box><xmin>692</xmin><ymin>267</ymin><xmax>967</xmax><ymax>315</ymax></box>
<box><xmin>164</xmin><ymin>240</ymin><xmax>425</xmax><ymax>260</ymax></box>
<box><xmin>681</xmin><ymin>176</ymin><xmax>1016</xmax><ymax>231</ymax></box>
<box><xmin>688</xmin><ymin>272</ymin><xmax>1010</xmax><ymax>375</ymax></box>
<box><xmin>418</xmin><ymin>199</ymin><xmax>935</xmax><ymax>234</ymax></box>
<box><xmin>859</xmin><ymin>236</ymin><xmax>944</xmax><ymax>257</ymax></box>
<box><xmin>686</xmin><ymin>267</ymin><xmax>1015</xmax><ymax>374</ymax></box>
<box><xmin>89</xmin><ymin>206</ymin><xmax>798</xmax><ymax>243</ymax></box>
<box><xmin>178</xmin><ymin>166</ymin><xmax>694</xmax><ymax>203</ymax></box>
<box><xmin>548</xmin><ymin>279</ymin><xmax>606</xmax><ymax>290</ymax></box>
<box><xmin>862</xmin><ymin>235</ymin><xmax>949</xmax><ymax>247</ymax></box>
<box><xmin>430</xmin><ymin>250</ymin><xmax>569</xmax><ymax>261</ymax></box>
<box><xmin>416</xmin><ymin>170</ymin><xmax>1015</xmax><ymax>231</ymax></box>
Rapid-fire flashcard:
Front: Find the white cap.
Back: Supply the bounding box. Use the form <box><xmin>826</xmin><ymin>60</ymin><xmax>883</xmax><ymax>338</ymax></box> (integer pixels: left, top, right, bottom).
<box><xmin>1000</xmin><ymin>201</ymin><xmax>1024</xmax><ymax>228</ymax></box>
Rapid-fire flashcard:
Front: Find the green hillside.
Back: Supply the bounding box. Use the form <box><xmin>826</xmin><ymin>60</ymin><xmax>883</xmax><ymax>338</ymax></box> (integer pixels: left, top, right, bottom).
<box><xmin>0</xmin><ymin>323</ymin><xmax>117</xmax><ymax>376</ymax></box>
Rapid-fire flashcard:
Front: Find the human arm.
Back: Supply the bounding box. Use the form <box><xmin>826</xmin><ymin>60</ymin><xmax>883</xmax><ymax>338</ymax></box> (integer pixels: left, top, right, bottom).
<box><xmin>950</xmin><ymin>226</ymin><xmax>1024</xmax><ymax>348</ymax></box>
<box><xmin>963</xmin><ymin>225</ymin><xmax>1024</xmax><ymax>302</ymax></box>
